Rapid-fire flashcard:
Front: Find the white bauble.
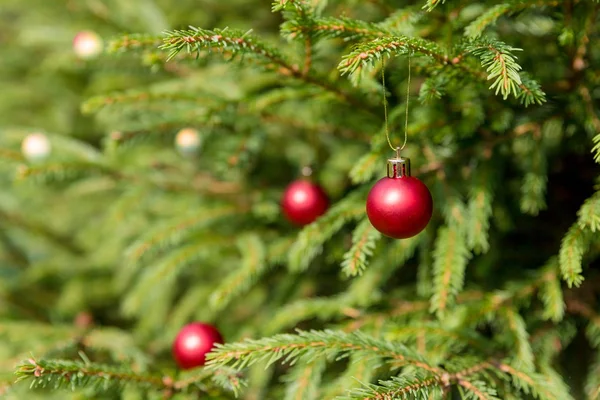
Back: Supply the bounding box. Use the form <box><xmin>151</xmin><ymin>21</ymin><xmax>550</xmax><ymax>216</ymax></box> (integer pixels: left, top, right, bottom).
<box><xmin>175</xmin><ymin>128</ymin><xmax>201</xmax><ymax>156</ymax></box>
<box><xmin>21</xmin><ymin>133</ymin><xmax>51</xmax><ymax>161</ymax></box>
<box><xmin>73</xmin><ymin>31</ymin><xmax>103</xmax><ymax>59</ymax></box>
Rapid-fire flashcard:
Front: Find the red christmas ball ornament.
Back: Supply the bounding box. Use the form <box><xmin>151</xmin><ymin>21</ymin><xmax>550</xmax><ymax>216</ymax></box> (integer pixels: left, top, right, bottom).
<box><xmin>172</xmin><ymin>322</ymin><xmax>223</xmax><ymax>369</ymax></box>
<box><xmin>281</xmin><ymin>179</ymin><xmax>329</xmax><ymax>226</ymax></box>
<box><xmin>366</xmin><ymin>156</ymin><xmax>433</xmax><ymax>239</ymax></box>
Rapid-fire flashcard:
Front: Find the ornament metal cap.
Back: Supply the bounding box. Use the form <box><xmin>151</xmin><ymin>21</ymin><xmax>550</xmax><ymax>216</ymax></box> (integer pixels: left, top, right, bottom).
<box><xmin>387</xmin><ymin>157</ymin><xmax>411</xmax><ymax>178</ymax></box>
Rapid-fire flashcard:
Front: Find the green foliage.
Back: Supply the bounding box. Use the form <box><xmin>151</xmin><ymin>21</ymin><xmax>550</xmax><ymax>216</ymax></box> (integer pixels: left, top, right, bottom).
<box><xmin>209</xmin><ymin>234</ymin><xmax>267</xmax><ymax>311</ymax></box>
<box><xmin>207</xmin><ymin>329</ymin><xmax>436</xmax><ymax>370</ymax></box>
<box><xmin>288</xmin><ymin>190</ymin><xmax>365</xmax><ymax>272</ymax></box>
<box><xmin>2</xmin><ymin>0</ymin><xmax>600</xmax><ymax>398</ymax></box>
<box><xmin>343</xmin><ymin>372</ymin><xmax>442</xmax><ymax>399</ymax></box>
<box><xmin>341</xmin><ymin>218</ymin><xmax>382</xmax><ymax>277</ymax></box>
<box><xmin>559</xmin><ymin>224</ymin><xmax>590</xmax><ymax>288</ymax></box>
<box><xmin>430</xmin><ymin>226</ymin><xmax>471</xmax><ymax>318</ymax></box>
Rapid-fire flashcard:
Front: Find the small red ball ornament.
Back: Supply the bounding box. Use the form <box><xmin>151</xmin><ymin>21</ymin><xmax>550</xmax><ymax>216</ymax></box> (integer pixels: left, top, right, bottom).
<box><xmin>366</xmin><ymin>156</ymin><xmax>433</xmax><ymax>239</ymax></box>
<box><xmin>281</xmin><ymin>180</ymin><xmax>329</xmax><ymax>226</ymax></box>
<box><xmin>172</xmin><ymin>322</ymin><xmax>223</xmax><ymax>369</ymax></box>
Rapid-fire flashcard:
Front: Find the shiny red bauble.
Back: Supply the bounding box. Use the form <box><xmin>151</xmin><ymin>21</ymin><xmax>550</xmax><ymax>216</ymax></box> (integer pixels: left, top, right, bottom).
<box><xmin>366</xmin><ymin>176</ymin><xmax>433</xmax><ymax>239</ymax></box>
<box><xmin>172</xmin><ymin>322</ymin><xmax>223</xmax><ymax>369</ymax></box>
<box><xmin>281</xmin><ymin>180</ymin><xmax>329</xmax><ymax>226</ymax></box>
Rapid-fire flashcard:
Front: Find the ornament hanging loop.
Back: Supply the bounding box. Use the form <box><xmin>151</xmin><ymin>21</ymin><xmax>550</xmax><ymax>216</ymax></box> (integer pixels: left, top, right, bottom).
<box><xmin>387</xmin><ymin>156</ymin><xmax>411</xmax><ymax>178</ymax></box>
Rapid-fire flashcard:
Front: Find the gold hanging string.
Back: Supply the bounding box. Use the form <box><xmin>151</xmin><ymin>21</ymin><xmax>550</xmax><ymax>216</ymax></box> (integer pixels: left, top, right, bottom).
<box><xmin>382</xmin><ymin>54</ymin><xmax>411</xmax><ymax>157</ymax></box>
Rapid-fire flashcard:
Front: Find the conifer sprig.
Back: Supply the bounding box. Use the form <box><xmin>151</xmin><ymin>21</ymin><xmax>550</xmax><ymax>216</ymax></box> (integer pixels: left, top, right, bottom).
<box><xmin>341</xmin><ymin>219</ymin><xmax>382</xmax><ymax>277</ymax></box>
<box><xmin>207</xmin><ymin>329</ymin><xmax>441</xmax><ymax>374</ymax></box>
<box><xmin>343</xmin><ymin>372</ymin><xmax>442</xmax><ymax>399</ymax></box>
<box><xmin>288</xmin><ymin>191</ymin><xmax>365</xmax><ymax>271</ymax></box>
<box><xmin>209</xmin><ymin>234</ymin><xmax>268</xmax><ymax>311</ymax></box>
<box><xmin>282</xmin><ymin>17</ymin><xmax>388</xmax><ymax>41</ymax></box>
<box><xmin>558</xmin><ymin>224</ymin><xmax>590</xmax><ymax>287</ymax></box>
<box><xmin>159</xmin><ymin>28</ymin><xmax>377</xmax><ymax>113</ymax></box>
<box><xmin>16</xmin><ymin>358</ymin><xmax>167</xmax><ymax>391</ymax></box>
<box><xmin>465</xmin><ymin>38</ymin><xmax>525</xmax><ymax>100</ymax></box>
<box><xmin>464</xmin><ymin>1</ymin><xmax>560</xmax><ymax>38</ymax></box>
<box><xmin>430</xmin><ymin>226</ymin><xmax>471</xmax><ymax>318</ymax></box>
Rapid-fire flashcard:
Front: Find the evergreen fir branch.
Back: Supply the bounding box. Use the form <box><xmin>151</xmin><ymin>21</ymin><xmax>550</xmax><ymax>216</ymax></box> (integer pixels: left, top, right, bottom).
<box><xmin>271</xmin><ymin>0</ymin><xmax>311</xmax><ymax>13</ymax></box>
<box><xmin>288</xmin><ymin>191</ymin><xmax>365</xmax><ymax>272</ymax></box>
<box><xmin>263</xmin><ymin>296</ymin><xmax>351</xmax><ymax>334</ymax></box>
<box><xmin>266</xmin><ymin>236</ymin><xmax>295</xmax><ymax>265</ymax></box>
<box><xmin>282</xmin><ymin>17</ymin><xmax>387</xmax><ymax>41</ymax></box>
<box><xmin>577</xmin><ymin>191</ymin><xmax>600</xmax><ymax>233</ymax></box>
<box><xmin>209</xmin><ymin>367</ymin><xmax>247</xmax><ymax>396</ymax></box>
<box><xmin>465</xmin><ymin>4</ymin><xmax>514</xmax><ymax>38</ymax></box>
<box><xmin>465</xmin><ymin>38</ymin><xmax>524</xmax><ymax>101</ymax></box>
<box><xmin>83</xmin><ymin>328</ymin><xmax>150</xmax><ymax>367</ymax></box>
<box><xmin>467</xmin><ymin>168</ymin><xmax>494</xmax><ymax>254</ymax></box>
<box><xmin>379</xmin><ymin>7</ymin><xmax>424</xmax><ymax>31</ymax></box>
<box><xmin>499</xmin><ymin>308</ymin><xmax>535</xmax><ymax>371</ymax></box>
<box><xmin>207</xmin><ymin>330</ymin><xmax>441</xmax><ymax>374</ymax></box>
<box><xmin>0</xmin><ymin>209</ymin><xmax>83</xmax><ymax>255</ymax></box>
<box><xmin>282</xmin><ymin>355</ymin><xmax>326</xmax><ymax>400</ymax></box>
<box><xmin>15</xmin><ymin>162</ymin><xmax>119</xmax><ymax>184</ymax></box>
<box><xmin>592</xmin><ymin>134</ymin><xmax>600</xmax><ymax>164</ymax></box>
<box><xmin>458</xmin><ymin>379</ymin><xmax>500</xmax><ymax>400</ymax></box>
<box><xmin>537</xmin><ymin>259</ymin><xmax>565</xmax><ymax>322</ymax></box>
<box><xmin>516</xmin><ymin>72</ymin><xmax>547</xmax><ymax>106</ymax></box>
<box><xmin>160</xmin><ymin>28</ymin><xmax>377</xmax><ymax>114</ymax></box>
<box><xmin>16</xmin><ymin>358</ymin><xmax>168</xmax><ymax>392</ymax></box>
<box><xmin>338</xmin><ymin>36</ymin><xmax>447</xmax><ymax>78</ymax></box>
<box><xmin>323</xmin><ymin>356</ymin><xmax>380</xmax><ymax>399</ymax></box>
<box><xmin>124</xmin><ymin>205</ymin><xmax>237</xmax><ymax>267</ymax></box>
<box><xmin>342</xmin><ymin>372</ymin><xmax>442</xmax><ymax>399</ymax></box>
<box><xmin>430</xmin><ymin>226</ymin><xmax>471</xmax><ymax>318</ymax></box>
<box><xmin>497</xmin><ymin>362</ymin><xmax>574</xmax><ymax>400</ymax></box>
<box><xmin>341</xmin><ymin>218</ymin><xmax>382</xmax><ymax>277</ymax></box>
<box><xmin>387</xmin><ymin>322</ymin><xmax>491</xmax><ymax>352</ymax></box>
<box><xmin>464</xmin><ymin>1</ymin><xmax>559</xmax><ymax>38</ymax></box>
<box><xmin>172</xmin><ymin>367</ymin><xmax>246</xmax><ymax>395</ymax></box>
<box><xmin>520</xmin><ymin>171</ymin><xmax>548</xmax><ymax>215</ymax></box>
<box><xmin>108</xmin><ymin>34</ymin><xmax>163</xmax><ymax>52</ymax></box>
<box><xmin>558</xmin><ymin>223</ymin><xmax>590</xmax><ymax>287</ymax></box>
<box><xmin>350</xmin><ymin>152</ymin><xmax>381</xmax><ymax>184</ymax></box>
<box><xmin>160</xmin><ymin>27</ymin><xmax>294</xmax><ymax>71</ymax></box>
<box><xmin>121</xmin><ymin>240</ymin><xmax>220</xmax><ymax>315</ymax></box>
<box><xmin>82</xmin><ymin>91</ymin><xmax>218</xmax><ymax>114</ymax></box>
<box><xmin>210</xmin><ymin>234</ymin><xmax>268</xmax><ymax>311</ymax></box>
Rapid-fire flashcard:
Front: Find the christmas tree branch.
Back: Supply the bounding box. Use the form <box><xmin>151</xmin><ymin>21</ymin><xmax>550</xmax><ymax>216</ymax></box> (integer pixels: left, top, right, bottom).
<box><xmin>108</xmin><ymin>34</ymin><xmax>163</xmax><ymax>52</ymax></box>
<box><xmin>577</xmin><ymin>191</ymin><xmax>600</xmax><ymax>232</ymax></box>
<box><xmin>282</xmin><ymin>17</ymin><xmax>387</xmax><ymax>41</ymax></box>
<box><xmin>288</xmin><ymin>190</ymin><xmax>366</xmax><ymax>271</ymax></box>
<box><xmin>124</xmin><ymin>206</ymin><xmax>237</xmax><ymax>267</ymax></box>
<box><xmin>82</xmin><ymin>91</ymin><xmax>220</xmax><ymax>114</ymax></box>
<box><xmin>430</xmin><ymin>226</ymin><xmax>471</xmax><ymax>318</ymax></box>
<box><xmin>343</xmin><ymin>373</ymin><xmax>442</xmax><ymax>399</ymax></box>
<box><xmin>207</xmin><ymin>330</ymin><xmax>442</xmax><ymax>374</ymax></box>
<box><xmin>209</xmin><ymin>234</ymin><xmax>269</xmax><ymax>311</ymax></box>
<box><xmin>341</xmin><ymin>218</ymin><xmax>382</xmax><ymax>277</ymax></box>
<box><xmin>16</xmin><ymin>358</ymin><xmax>167</xmax><ymax>391</ymax></box>
<box><xmin>0</xmin><ymin>209</ymin><xmax>83</xmax><ymax>255</ymax></box>
<box><xmin>558</xmin><ymin>223</ymin><xmax>590</xmax><ymax>287</ymax></box>
<box><xmin>464</xmin><ymin>0</ymin><xmax>560</xmax><ymax>38</ymax></box>
<box><xmin>159</xmin><ymin>28</ymin><xmax>376</xmax><ymax>114</ymax></box>
<box><xmin>339</xmin><ymin>36</ymin><xmax>448</xmax><ymax>76</ymax></box>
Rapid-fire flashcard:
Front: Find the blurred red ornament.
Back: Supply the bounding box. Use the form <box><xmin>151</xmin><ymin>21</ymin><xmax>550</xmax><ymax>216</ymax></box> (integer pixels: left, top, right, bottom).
<box><xmin>172</xmin><ymin>322</ymin><xmax>223</xmax><ymax>369</ymax></box>
<box><xmin>281</xmin><ymin>180</ymin><xmax>329</xmax><ymax>226</ymax></box>
<box><xmin>366</xmin><ymin>157</ymin><xmax>433</xmax><ymax>239</ymax></box>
